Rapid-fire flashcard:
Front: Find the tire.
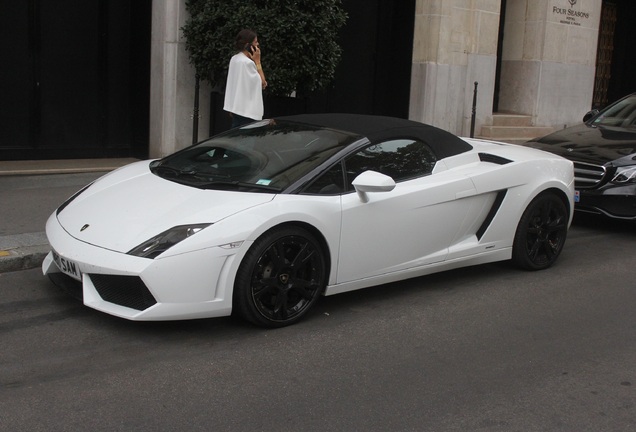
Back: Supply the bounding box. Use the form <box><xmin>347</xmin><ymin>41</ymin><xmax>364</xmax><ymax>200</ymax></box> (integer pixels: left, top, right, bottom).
<box><xmin>512</xmin><ymin>192</ymin><xmax>568</xmax><ymax>270</ymax></box>
<box><xmin>233</xmin><ymin>226</ymin><xmax>327</xmax><ymax>328</ymax></box>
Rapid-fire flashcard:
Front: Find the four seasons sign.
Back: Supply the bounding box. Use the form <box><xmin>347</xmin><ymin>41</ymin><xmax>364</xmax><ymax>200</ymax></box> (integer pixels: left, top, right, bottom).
<box><xmin>552</xmin><ymin>0</ymin><xmax>591</xmax><ymax>26</ymax></box>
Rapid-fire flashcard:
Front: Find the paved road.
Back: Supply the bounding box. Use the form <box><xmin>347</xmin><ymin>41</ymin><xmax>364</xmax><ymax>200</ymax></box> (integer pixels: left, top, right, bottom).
<box><xmin>1</xmin><ymin>214</ymin><xmax>635</xmax><ymax>431</ymax></box>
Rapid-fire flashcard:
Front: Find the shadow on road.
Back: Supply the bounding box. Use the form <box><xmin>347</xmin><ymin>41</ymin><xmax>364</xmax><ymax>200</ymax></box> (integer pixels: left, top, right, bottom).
<box><xmin>572</xmin><ymin>212</ymin><xmax>636</xmax><ymax>235</ymax></box>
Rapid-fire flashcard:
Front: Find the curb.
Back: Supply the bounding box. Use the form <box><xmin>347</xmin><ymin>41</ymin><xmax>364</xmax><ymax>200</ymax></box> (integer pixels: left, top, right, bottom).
<box><xmin>0</xmin><ymin>245</ymin><xmax>49</xmax><ymax>273</ymax></box>
<box><xmin>0</xmin><ymin>158</ymin><xmax>140</xmax><ymax>177</ymax></box>
<box><xmin>0</xmin><ymin>233</ymin><xmax>49</xmax><ymax>273</ymax></box>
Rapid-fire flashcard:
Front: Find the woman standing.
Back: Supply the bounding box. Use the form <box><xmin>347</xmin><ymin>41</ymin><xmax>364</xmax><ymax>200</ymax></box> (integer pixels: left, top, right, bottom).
<box><xmin>224</xmin><ymin>29</ymin><xmax>268</xmax><ymax>128</ymax></box>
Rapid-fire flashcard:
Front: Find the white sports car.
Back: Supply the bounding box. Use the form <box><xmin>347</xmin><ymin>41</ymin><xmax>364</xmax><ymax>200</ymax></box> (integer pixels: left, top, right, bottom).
<box><xmin>43</xmin><ymin>114</ymin><xmax>574</xmax><ymax>327</ymax></box>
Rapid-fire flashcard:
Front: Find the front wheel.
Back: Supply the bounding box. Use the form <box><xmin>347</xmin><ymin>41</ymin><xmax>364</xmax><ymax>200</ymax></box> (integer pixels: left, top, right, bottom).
<box><xmin>233</xmin><ymin>226</ymin><xmax>327</xmax><ymax>328</ymax></box>
<box><xmin>512</xmin><ymin>192</ymin><xmax>568</xmax><ymax>270</ymax></box>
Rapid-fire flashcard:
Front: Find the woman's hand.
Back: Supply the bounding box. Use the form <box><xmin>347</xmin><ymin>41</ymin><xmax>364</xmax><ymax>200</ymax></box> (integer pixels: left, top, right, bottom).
<box><xmin>250</xmin><ymin>45</ymin><xmax>261</xmax><ymax>63</ymax></box>
<box><xmin>250</xmin><ymin>45</ymin><xmax>267</xmax><ymax>89</ymax></box>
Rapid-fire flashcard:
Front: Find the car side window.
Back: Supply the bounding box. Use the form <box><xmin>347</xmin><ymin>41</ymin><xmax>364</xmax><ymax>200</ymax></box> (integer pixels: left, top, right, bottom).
<box><xmin>344</xmin><ymin>139</ymin><xmax>437</xmax><ymax>186</ymax></box>
<box><xmin>303</xmin><ymin>162</ymin><xmax>345</xmax><ymax>195</ymax></box>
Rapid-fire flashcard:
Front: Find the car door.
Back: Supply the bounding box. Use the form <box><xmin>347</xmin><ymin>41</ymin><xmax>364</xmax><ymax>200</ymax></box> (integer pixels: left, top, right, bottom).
<box><xmin>334</xmin><ymin>139</ymin><xmax>478</xmax><ymax>284</ymax></box>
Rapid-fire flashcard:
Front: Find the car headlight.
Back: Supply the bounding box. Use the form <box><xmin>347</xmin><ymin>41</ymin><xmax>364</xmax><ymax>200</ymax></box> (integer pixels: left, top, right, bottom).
<box><xmin>611</xmin><ymin>166</ymin><xmax>636</xmax><ymax>184</ymax></box>
<box><xmin>127</xmin><ymin>224</ymin><xmax>211</xmax><ymax>259</ymax></box>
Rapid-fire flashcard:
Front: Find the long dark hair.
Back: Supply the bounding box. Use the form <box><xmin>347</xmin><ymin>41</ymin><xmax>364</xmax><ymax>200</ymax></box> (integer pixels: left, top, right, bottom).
<box><xmin>235</xmin><ymin>29</ymin><xmax>257</xmax><ymax>52</ymax></box>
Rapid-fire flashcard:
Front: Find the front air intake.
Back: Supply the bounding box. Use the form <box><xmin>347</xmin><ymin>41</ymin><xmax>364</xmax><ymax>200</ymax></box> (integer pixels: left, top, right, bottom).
<box><xmin>89</xmin><ymin>274</ymin><xmax>157</xmax><ymax>311</ymax></box>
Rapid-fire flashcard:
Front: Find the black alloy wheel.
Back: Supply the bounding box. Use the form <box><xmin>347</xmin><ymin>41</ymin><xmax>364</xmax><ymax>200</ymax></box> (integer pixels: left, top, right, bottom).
<box><xmin>233</xmin><ymin>226</ymin><xmax>327</xmax><ymax>327</ymax></box>
<box><xmin>512</xmin><ymin>192</ymin><xmax>569</xmax><ymax>270</ymax></box>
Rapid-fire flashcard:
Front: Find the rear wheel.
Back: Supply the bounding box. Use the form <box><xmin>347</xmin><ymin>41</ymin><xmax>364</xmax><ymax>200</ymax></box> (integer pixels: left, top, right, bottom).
<box><xmin>233</xmin><ymin>226</ymin><xmax>327</xmax><ymax>328</ymax></box>
<box><xmin>512</xmin><ymin>192</ymin><xmax>568</xmax><ymax>270</ymax></box>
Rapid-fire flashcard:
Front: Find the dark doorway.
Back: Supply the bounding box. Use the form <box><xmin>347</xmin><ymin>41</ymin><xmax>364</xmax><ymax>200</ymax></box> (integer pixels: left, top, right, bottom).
<box><xmin>307</xmin><ymin>0</ymin><xmax>416</xmax><ymax>117</ymax></box>
<box><xmin>493</xmin><ymin>0</ymin><xmax>507</xmax><ymax>112</ymax></box>
<box><xmin>0</xmin><ymin>0</ymin><xmax>151</xmax><ymax>161</ymax></box>
<box><xmin>592</xmin><ymin>1</ymin><xmax>617</xmax><ymax>108</ymax></box>
<box><xmin>604</xmin><ymin>0</ymin><xmax>636</xmax><ymax>106</ymax></box>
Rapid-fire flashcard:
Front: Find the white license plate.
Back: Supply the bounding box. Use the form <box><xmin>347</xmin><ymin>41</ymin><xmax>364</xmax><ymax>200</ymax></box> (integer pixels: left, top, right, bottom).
<box><xmin>52</xmin><ymin>250</ymin><xmax>82</xmax><ymax>281</ymax></box>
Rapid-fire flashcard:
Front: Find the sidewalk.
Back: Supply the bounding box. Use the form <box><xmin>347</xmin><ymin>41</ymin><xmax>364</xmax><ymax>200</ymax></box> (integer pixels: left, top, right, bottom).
<box><xmin>0</xmin><ymin>158</ymin><xmax>139</xmax><ymax>176</ymax></box>
<box><xmin>0</xmin><ymin>158</ymin><xmax>139</xmax><ymax>273</ymax></box>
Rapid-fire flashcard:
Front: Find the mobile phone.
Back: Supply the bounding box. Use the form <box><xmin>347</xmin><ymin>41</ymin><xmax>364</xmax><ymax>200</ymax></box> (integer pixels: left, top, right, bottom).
<box><xmin>244</xmin><ymin>43</ymin><xmax>253</xmax><ymax>54</ymax></box>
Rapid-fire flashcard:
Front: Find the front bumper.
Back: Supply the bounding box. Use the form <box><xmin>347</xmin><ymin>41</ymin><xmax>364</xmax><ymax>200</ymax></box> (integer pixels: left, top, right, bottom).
<box><xmin>42</xmin><ymin>213</ymin><xmax>244</xmax><ymax>320</ymax></box>
<box><xmin>576</xmin><ymin>183</ymin><xmax>636</xmax><ymax>220</ymax></box>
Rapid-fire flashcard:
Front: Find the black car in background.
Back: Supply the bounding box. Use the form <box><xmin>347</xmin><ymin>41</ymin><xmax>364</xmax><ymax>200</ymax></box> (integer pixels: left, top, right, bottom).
<box><xmin>526</xmin><ymin>93</ymin><xmax>636</xmax><ymax>220</ymax></box>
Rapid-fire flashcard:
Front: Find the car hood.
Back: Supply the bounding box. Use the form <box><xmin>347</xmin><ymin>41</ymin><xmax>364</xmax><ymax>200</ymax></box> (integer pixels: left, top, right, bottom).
<box><xmin>526</xmin><ymin>123</ymin><xmax>636</xmax><ymax>166</ymax></box>
<box><xmin>56</xmin><ymin>161</ymin><xmax>275</xmax><ymax>252</ymax></box>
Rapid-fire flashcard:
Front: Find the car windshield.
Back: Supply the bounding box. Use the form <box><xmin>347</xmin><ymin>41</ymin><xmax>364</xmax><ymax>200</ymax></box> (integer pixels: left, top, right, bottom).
<box><xmin>592</xmin><ymin>95</ymin><xmax>636</xmax><ymax>129</ymax></box>
<box><xmin>150</xmin><ymin>119</ymin><xmax>361</xmax><ymax>192</ymax></box>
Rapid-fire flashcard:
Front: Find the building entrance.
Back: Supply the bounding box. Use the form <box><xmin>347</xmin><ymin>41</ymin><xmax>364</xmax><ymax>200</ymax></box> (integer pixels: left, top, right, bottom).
<box><xmin>493</xmin><ymin>0</ymin><xmax>636</xmax><ymax>114</ymax></box>
<box><xmin>598</xmin><ymin>0</ymin><xmax>636</xmax><ymax>107</ymax></box>
<box><xmin>0</xmin><ymin>0</ymin><xmax>151</xmax><ymax>161</ymax></box>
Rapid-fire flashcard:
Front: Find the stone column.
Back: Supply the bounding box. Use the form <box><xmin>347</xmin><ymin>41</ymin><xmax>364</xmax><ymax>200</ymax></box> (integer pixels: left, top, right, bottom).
<box><xmin>498</xmin><ymin>0</ymin><xmax>602</xmax><ymax>128</ymax></box>
<box><xmin>149</xmin><ymin>0</ymin><xmax>211</xmax><ymax>159</ymax></box>
<box><xmin>409</xmin><ymin>0</ymin><xmax>501</xmax><ymax>136</ymax></box>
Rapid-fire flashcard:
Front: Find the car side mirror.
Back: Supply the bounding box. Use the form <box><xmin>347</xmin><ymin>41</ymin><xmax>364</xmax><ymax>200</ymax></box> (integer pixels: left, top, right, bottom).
<box><xmin>583</xmin><ymin>109</ymin><xmax>599</xmax><ymax>123</ymax></box>
<box><xmin>352</xmin><ymin>170</ymin><xmax>396</xmax><ymax>203</ymax></box>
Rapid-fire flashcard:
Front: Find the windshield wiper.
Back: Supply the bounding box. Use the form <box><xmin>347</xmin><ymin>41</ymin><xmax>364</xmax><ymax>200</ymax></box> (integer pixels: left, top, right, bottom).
<box><xmin>195</xmin><ymin>180</ymin><xmax>281</xmax><ymax>192</ymax></box>
<box><xmin>152</xmin><ymin>165</ymin><xmax>232</xmax><ymax>182</ymax></box>
<box><xmin>152</xmin><ymin>164</ymin><xmax>280</xmax><ymax>192</ymax></box>
<box><xmin>151</xmin><ymin>164</ymin><xmax>201</xmax><ymax>178</ymax></box>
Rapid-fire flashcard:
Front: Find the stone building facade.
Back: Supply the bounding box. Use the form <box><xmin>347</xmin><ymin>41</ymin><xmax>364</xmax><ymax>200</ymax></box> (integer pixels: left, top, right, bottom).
<box><xmin>408</xmin><ymin>0</ymin><xmax>602</xmax><ymax>142</ymax></box>
<box><xmin>498</xmin><ymin>0</ymin><xmax>600</xmax><ymax>128</ymax></box>
<box><xmin>150</xmin><ymin>0</ymin><xmax>607</xmax><ymax>157</ymax></box>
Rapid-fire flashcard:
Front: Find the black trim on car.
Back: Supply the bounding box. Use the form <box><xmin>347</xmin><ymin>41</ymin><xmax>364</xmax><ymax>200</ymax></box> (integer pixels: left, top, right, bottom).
<box><xmin>48</xmin><ymin>272</ymin><xmax>83</xmax><ymax>301</ymax></box>
<box><xmin>90</xmin><ymin>274</ymin><xmax>157</xmax><ymax>311</ymax></box>
<box><xmin>479</xmin><ymin>153</ymin><xmax>512</xmax><ymax>165</ymax></box>
<box><xmin>56</xmin><ymin>183</ymin><xmax>93</xmax><ymax>216</ymax></box>
<box><xmin>476</xmin><ymin>190</ymin><xmax>508</xmax><ymax>240</ymax></box>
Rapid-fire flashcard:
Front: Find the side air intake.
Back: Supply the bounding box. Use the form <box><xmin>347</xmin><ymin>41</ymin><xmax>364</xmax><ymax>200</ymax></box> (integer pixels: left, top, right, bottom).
<box><xmin>476</xmin><ymin>190</ymin><xmax>508</xmax><ymax>240</ymax></box>
<box><xmin>479</xmin><ymin>153</ymin><xmax>512</xmax><ymax>165</ymax></box>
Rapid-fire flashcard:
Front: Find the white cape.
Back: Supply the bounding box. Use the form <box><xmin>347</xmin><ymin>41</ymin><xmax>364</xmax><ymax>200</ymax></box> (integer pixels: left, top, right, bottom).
<box><xmin>223</xmin><ymin>53</ymin><xmax>264</xmax><ymax>121</ymax></box>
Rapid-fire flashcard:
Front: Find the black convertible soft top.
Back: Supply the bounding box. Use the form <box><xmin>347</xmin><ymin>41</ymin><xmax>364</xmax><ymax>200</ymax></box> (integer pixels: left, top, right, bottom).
<box><xmin>276</xmin><ymin>113</ymin><xmax>473</xmax><ymax>159</ymax></box>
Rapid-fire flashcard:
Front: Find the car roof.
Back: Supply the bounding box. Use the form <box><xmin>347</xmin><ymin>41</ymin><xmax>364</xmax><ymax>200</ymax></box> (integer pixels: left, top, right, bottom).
<box><xmin>275</xmin><ymin>113</ymin><xmax>473</xmax><ymax>159</ymax></box>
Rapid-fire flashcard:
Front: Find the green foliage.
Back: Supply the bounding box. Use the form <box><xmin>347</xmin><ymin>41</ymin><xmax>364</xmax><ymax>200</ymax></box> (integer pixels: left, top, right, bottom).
<box><xmin>182</xmin><ymin>0</ymin><xmax>347</xmax><ymax>96</ymax></box>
